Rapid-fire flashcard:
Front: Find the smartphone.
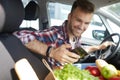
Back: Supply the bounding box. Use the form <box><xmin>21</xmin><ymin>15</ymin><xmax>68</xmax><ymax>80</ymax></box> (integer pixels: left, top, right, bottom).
<box><xmin>71</xmin><ymin>47</ymin><xmax>88</xmax><ymax>59</ymax></box>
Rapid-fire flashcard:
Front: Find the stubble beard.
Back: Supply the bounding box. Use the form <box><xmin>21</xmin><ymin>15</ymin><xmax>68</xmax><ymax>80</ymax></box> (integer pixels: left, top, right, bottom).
<box><xmin>68</xmin><ymin>23</ymin><xmax>81</xmax><ymax>38</ymax></box>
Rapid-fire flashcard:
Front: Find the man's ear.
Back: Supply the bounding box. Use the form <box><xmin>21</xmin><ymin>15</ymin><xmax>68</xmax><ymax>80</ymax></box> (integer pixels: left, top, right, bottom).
<box><xmin>68</xmin><ymin>13</ymin><xmax>71</xmax><ymax>20</ymax></box>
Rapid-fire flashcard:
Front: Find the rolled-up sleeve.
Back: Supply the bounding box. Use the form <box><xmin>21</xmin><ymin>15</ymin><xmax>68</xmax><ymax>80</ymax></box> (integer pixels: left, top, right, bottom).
<box><xmin>13</xmin><ymin>30</ymin><xmax>36</xmax><ymax>44</ymax></box>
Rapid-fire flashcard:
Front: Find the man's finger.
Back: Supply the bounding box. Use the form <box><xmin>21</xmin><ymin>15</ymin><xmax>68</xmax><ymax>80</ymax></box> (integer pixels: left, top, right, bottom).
<box><xmin>62</xmin><ymin>43</ymin><xmax>72</xmax><ymax>49</ymax></box>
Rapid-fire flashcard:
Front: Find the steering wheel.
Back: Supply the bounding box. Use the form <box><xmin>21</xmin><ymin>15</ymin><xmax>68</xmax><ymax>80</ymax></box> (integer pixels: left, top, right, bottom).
<box><xmin>95</xmin><ymin>33</ymin><xmax>120</xmax><ymax>61</ymax></box>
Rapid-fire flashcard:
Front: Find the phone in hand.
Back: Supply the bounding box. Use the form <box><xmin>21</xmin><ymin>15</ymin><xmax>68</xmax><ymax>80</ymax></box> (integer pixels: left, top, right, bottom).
<box><xmin>70</xmin><ymin>47</ymin><xmax>89</xmax><ymax>59</ymax></box>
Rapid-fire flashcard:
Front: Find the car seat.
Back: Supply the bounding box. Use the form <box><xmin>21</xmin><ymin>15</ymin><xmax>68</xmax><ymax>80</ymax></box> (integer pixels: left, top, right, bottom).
<box><xmin>18</xmin><ymin>0</ymin><xmax>46</xmax><ymax>61</ymax></box>
<box><xmin>0</xmin><ymin>0</ymin><xmax>49</xmax><ymax>80</ymax></box>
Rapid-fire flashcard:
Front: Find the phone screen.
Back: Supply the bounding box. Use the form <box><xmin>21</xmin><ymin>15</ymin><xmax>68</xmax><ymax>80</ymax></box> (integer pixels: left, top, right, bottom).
<box><xmin>71</xmin><ymin>47</ymin><xmax>88</xmax><ymax>59</ymax></box>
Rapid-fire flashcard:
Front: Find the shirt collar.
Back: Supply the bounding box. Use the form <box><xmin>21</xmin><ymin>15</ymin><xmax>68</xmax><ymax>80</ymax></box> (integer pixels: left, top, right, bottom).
<box><xmin>61</xmin><ymin>20</ymin><xmax>69</xmax><ymax>43</ymax></box>
<box><xmin>62</xmin><ymin>20</ymin><xmax>81</xmax><ymax>43</ymax></box>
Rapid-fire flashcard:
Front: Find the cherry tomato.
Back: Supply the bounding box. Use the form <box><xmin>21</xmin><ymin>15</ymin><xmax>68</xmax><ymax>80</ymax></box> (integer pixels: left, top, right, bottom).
<box><xmin>99</xmin><ymin>75</ymin><xmax>106</xmax><ymax>80</ymax></box>
<box><xmin>85</xmin><ymin>66</ymin><xmax>101</xmax><ymax>76</ymax></box>
<box><xmin>109</xmin><ymin>76</ymin><xmax>120</xmax><ymax>80</ymax></box>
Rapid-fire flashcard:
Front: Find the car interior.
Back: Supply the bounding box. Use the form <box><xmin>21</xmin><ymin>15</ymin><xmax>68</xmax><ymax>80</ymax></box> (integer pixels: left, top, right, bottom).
<box><xmin>0</xmin><ymin>0</ymin><xmax>120</xmax><ymax>80</ymax></box>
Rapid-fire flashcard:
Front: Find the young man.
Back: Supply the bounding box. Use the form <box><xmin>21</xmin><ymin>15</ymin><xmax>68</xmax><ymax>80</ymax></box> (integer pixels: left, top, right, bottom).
<box><xmin>13</xmin><ymin>0</ymin><xmax>115</xmax><ymax>68</ymax></box>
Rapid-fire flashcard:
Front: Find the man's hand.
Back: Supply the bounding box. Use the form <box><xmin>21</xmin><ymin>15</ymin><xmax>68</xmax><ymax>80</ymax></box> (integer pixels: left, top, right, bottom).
<box><xmin>85</xmin><ymin>41</ymin><xmax>116</xmax><ymax>53</ymax></box>
<box><xmin>49</xmin><ymin>44</ymin><xmax>80</xmax><ymax>65</ymax></box>
<box><xmin>98</xmin><ymin>41</ymin><xmax>116</xmax><ymax>50</ymax></box>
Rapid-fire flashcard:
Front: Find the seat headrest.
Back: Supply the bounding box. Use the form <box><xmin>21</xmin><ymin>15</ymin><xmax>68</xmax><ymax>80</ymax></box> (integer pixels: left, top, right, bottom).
<box><xmin>0</xmin><ymin>0</ymin><xmax>24</xmax><ymax>33</ymax></box>
<box><xmin>24</xmin><ymin>1</ymin><xmax>40</xmax><ymax>20</ymax></box>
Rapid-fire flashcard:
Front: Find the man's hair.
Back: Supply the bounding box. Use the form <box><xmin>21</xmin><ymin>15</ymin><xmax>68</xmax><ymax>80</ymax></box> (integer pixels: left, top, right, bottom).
<box><xmin>71</xmin><ymin>0</ymin><xmax>95</xmax><ymax>13</ymax></box>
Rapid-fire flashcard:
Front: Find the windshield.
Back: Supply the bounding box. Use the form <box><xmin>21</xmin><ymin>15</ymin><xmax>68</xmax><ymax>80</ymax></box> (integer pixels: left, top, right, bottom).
<box><xmin>102</xmin><ymin>2</ymin><xmax>120</xmax><ymax>19</ymax></box>
<box><xmin>101</xmin><ymin>2</ymin><xmax>120</xmax><ymax>33</ymax></box>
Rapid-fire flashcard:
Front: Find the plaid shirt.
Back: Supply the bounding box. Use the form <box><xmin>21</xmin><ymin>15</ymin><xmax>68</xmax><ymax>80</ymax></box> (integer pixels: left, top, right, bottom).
<box><xmin>13</xmin><ymin>20</ymin><xmax>81</xmax><ymax>67</ymax></box>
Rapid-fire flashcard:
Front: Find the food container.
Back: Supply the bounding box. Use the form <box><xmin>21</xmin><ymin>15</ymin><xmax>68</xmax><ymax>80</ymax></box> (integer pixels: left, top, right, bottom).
<box><xmin>73</xmin><ymin>63</ymin><xmax>96</xmax><ymax>69</ymax></box>
<box><xmin>43</xmin><ymin>59</ymin><xmax>96</xmax><ymax>80</ymax></box>
<box><xmin>45</xmin><ymin>72</ymin><xmax>56</xmax><ymax>80</ymax></box>
<box><xmin>42</xmin><ymin>59</ymin><xmax>57</xmax><ymax>80</ymax></box>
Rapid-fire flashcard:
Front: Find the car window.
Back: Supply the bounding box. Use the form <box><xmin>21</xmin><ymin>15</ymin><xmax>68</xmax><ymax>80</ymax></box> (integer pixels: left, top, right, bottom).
<box><xmin>47</xmin><ymin>2</ymin><xmax>71</xmax><ymax>26</ymax></box>
<box><xmin>107</xmin><ymin>19</ymin><xmax>120</xmax><ymax>42</ymax></box>
<box><xmin>20</xmin><ymin>19</ymin><xmax>39</xmax><ymax>30</ymax></box>
<box><xmin>107</xmin><ymin>19</ymin><xmax>120</xmax><ymax>33</ymax></box>
<box><xmin>82</xmin><ymin>14</ymin><xmax>106</xmax><ymax>41</ymax></box>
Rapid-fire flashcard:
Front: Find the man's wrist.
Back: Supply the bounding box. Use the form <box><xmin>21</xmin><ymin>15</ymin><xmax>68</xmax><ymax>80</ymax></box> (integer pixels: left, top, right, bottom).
<box><xmin>46</xmin><ymin>46</ymin><xmax>52</xmax><ymax>57</ymax></box>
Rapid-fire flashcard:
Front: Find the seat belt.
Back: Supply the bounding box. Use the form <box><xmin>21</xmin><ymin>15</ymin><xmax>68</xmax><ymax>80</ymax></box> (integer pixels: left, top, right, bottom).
<box><xmin>0</xmin><ymin>41</ymin><xmax>16</xmax><ymax>80</ymax></box>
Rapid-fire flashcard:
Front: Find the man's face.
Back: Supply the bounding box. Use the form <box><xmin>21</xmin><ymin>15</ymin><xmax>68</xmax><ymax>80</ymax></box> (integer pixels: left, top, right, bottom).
<box><xmin>67</xmin><ymin>7</ymin><xmax>93</xmax><ymax>38</ymax></box>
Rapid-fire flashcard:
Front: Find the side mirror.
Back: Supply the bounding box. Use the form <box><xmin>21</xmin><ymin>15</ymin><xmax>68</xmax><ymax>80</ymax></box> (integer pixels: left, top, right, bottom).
<box><xmin>92</xmin><ymin>30</ymin><xmax>105</xmax><ymax>41</ymax></box>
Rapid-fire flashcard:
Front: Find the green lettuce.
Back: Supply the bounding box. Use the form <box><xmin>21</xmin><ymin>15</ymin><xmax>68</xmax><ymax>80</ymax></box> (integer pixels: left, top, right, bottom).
<box><xmin>54</xmin><ymin>64</ymin><xmax>99</xmax><ymax>80</ymax></box>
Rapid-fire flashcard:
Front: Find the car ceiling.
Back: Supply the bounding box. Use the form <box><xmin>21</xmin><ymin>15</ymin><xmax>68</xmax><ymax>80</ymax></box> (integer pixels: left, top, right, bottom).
<box><xmin>47</xmin><ymin>0</ymin><xmax>120</xmax><ymax>10</ymax></box>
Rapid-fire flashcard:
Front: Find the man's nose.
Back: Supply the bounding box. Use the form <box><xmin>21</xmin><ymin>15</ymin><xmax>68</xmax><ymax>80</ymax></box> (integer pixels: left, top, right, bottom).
<box><xmin>79</xmin><ymin>22</ymin><xmax>85</xmax><ymax>29</ymax></box>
